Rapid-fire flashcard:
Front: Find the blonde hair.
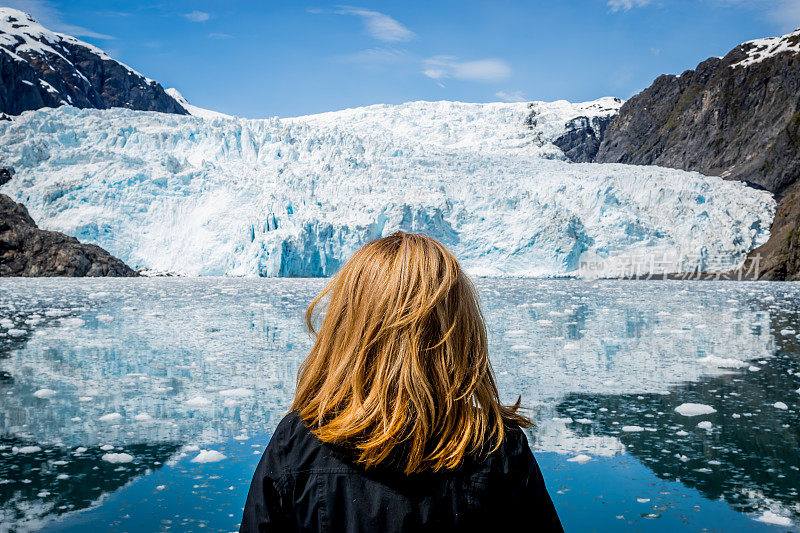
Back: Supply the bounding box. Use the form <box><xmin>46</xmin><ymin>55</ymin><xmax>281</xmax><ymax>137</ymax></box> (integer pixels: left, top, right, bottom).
<box><xmin>291</xmin><ymin>231</ymin><xmax>531</xmax><ymax>474</ymax></box>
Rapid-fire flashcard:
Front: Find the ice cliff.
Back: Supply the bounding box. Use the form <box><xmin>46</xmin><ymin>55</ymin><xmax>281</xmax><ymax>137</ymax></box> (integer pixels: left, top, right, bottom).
<box><xmin>0</xmin><ymin>98</ymin><xmax>775</xmax><ymax>277</ymax></box>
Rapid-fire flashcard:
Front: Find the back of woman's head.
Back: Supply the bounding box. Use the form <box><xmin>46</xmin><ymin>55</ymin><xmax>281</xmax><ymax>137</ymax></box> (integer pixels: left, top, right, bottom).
<box><xmin>291</xmin><ymin>231</ymin><xmax>530</xmax><ymax>474</ymax></box>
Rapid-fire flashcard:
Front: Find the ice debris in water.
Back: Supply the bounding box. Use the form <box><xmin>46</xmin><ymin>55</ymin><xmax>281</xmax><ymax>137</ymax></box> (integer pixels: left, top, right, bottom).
<box><xmin>134</xmin><ymin>413</ymin><xmax>153</xmax><ymax>421</ymax></box>
<box><xmin>185</xmin><ymin>396</ymin><xmax>212</xmax><ymax>407</ymax></box>
<box><xmin>567</xmin><ymin>454</ymin><xmax>592</xmax><ymax>464</ymax></box>
<box><xmin>98</xmin><ymin>412</ymin><xmax>122</xmax><ymax>423</ymax></box>
<box><xmin>190</xmin><ymin>450</ymin><xmax>227</xmax><ymax>463</ymax></box>
<box><xmin>102</xmin><ymin>452</ymin><xmax>133</xmax><ymax>464</ymax></box>
<box><xmin>218</xmin><ymin>388</ymin><xmax>254</xmax><ymax>397</ymax></box>
<box><xmin>33</xmin><ymin>389</ymin><xmax>56</xmax><ymax>399</ymax></box>
<box><xmin>697</xmin><ymin>421</ymin><xmax>713</xmax><ymax>430</ymax></box>
<box><xmin>755</xmin><ymin>510</ymin><xmax>793</xmax><ymax>526</ymax></box>
<box><xmin>13</xmin><ymin>446</ymin><xmax>41</xmax><ymax>454</ymax></box>
<box><xmin>675</xmin><ymin>403</ymin><xmax>717</xmax><ymax>416</ymax></box>
<box><xmin>773</xmin><ymin>402</ymin><xmax>788</xmax><ymax>410</ymax></box>
<box><xmin>621</xmin><ymin>426</ymin><xmax>644</xmax><ymax>432</ymax></box>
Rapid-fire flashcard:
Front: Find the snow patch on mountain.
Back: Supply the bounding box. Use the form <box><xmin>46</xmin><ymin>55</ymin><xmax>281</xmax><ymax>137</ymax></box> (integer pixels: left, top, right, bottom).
<box><xmin>166</xmin><ymin>88</ymin><xmax>233</xmax><ymax>120</ymax></box>
<box><xmin>0</xmin><ymin>99</ymin><xmax>775</xmax><ymax>277</ymax></box>
<box><xmin>730</xmin><ymin>28</ymin><xmax>800</xmax><ymax>69</ymax></box>
<box><xmin>0</xmin><ymin>8</ymin><xmax>152</xmax><ymax>83</ymax></box>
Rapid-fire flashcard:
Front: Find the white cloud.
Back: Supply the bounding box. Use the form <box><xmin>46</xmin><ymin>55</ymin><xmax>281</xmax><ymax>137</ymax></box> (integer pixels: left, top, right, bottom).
<box><xmin>607</xmin><ymin>0</ymin><xmax>651</xmax><ymax>12</ymax></box>
<box><xmin>6</xmin><ymin>0</ymin><xmax>113</xmax><ymax>38</ymax></box>
<box><xmin>422</xmin><ymin>56</ymin><xmax>511</xmax><ymax>82</ymax></box>
<box><xmin>764</xmin><ymin>0</ymin><xmax>800</xmax><ymax>31</ymax></box>
<box><xmin>327</xmin><ymin>6</ymin><xmax>415</xmax><ymax>42</ymax></box>
<box><xmin>184</xmin><ymin>10</ymin><xmax>210</xmax><ymax>23</ymax></box>
<box><xmin>712</xmin><ymin>0</ymin><xmax>800</xmax><ymax>32</ymax></box>
<box><xmin>334</xmin><ymin>47</ymin><xmax>409</xmax><ymax>65</ymax></box>
<box><xmin>495</xmin><ymin>90</ymin><xmax>526</xmax><ymax>102</ymax></box>
<box><xmin>209</xmin><ymin>32</ymin><xmax>232</xmax><ymax>40</ymax></box>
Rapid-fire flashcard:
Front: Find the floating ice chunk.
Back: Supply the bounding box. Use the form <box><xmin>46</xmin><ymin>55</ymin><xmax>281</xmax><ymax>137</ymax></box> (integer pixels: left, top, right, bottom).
<box><xmin>7</xmin><ymin>329</ymin><xmax>26</xmax><ymax>337</ymax></box>
<box><xmin>755</xmin><ymin>511</ymin><xmax>792</xmax><ymax>526</ymax></box>
<box><xmin>567</xmin><ymin>454</ymin><xmax>592</xmax><ymax>464</ymax></box>
<box><xmin>233</xmin><ymin>434</ymin><xmax>250</xmax><ymax>441</ymax></box>
<box><xmin>59</xmin><ymin>318</ymin><xmax>85</xmax><ymax>328</ymax></box>
<box><xmin>100</xmin><ymin>444</ymin><xmax>115</xmax><ymax>451</ymax></box>
<box><xmin>575</xmin><ymin>418</ymin><xmax>593</xmax><ymax>425</ymax></box>
<box><xmin>70</xmin><ymin>417</ymin><xmax>81</xmax><ymax>422</ymax></box>
<box><xmin>676</xmin><ymin>430</ymin><xmax>689</xmax><ymax>436</ymax></box>
<box><xmin>78</xmin><ymin>396</ymin><xmax>94</xmax><ymax>402</ymax></box>
<box><xmin>552</xmin><ymin>417</ymin><xmax>573</xmax><ymax>424</ymax></box>
<box><xmin>636</xmin><ymin>498</ymin><xmax>650</xmax><ymax>503</ymax></box>
<box><xmin>33</xmin><ymin>388</ymin><xmax>56</xmax><ymax>399</ymax></box>
<box><xmin>134</xmin><ymin>413</ymin><xmax>153</xmax><ymax>421</ymax></box>
<box><xmin>56</xmin><ymin>474</ymin><xmax>69</xmax><ymax>480</ymax></box>
<box><xmin>74</xmin><ymin>447</ymin><xmax>87</xmax><ymax>453</ymax></box>
<box><xmin>14</xmin><ymin>446</ymin><xmax>41</xmax><ymax>454</ymax></box>
<box><xmin>675</xmin><ymin>403</ymin><xmax>717</xmax><ymax>416</ymax></box>
<box><xmin>621</xmin><ymin>426</ymin><xmax>644</xmax><ymax>432</ymax></box>
<box><xmin>185</xmin><ymin>396</ymin><xmax>212</xmax><ymax>407</ymax></box>
<box><xmin>52</xmin><ymin>460</ymin><xmax>67</xmax><ymax>465</ymax></box>
<box><xmin>780</xmin><ymin>329</ymin><xmax>796</xmax><ymax>335</ymax></box>
<box><xmin>102</xmin><ymin>452</ymin><xmax>133</xmax><ymax>464</ymax></box>
<box><xmin>218</xmin><ymin>388</ymin><xmax>254</xmax><ymax>398</ymax></box>
<box><xmin>732</xmin><ymin>413</ymin><xmax>741</xmax><ymax>418</ymax></box>
<box><xmin>773</xmin><ymin>402</ymin><xmax>788</xmax><ymax>410</ymax></box>
<box><xmin>191</xmin><ymin>450</ymin><xmax>227</xmax><ymax>463</ymax></box>
<box><xmin>99</xmin><ymin>412</ymin><xmax>122</xmax><ymax>423</ymax></box>
<box><xmin>96</xmin><ymin>314</ymin><xmax>114</xmax><ymax>322</ymax></box>
<box><xmin>697</xmin><ymin>421</ymin><xmax>713</xmax><ymax>430</ymax></box>
<box><xmin>697</xmin><ymin>356</ymin><xmax>749</xmax><ymax>369</ymax></box>
<box><xmin>182</xmin><ymin>444</ymin><xmax>200</xmax><ymax>452</ymax></box>
<box><xmin>748</xmin><ymin>366</ymin><xmax>760</xmax><ymax>372</ymax></box>
<box><xmin>156</xmin><ymin>484</ymin><xmax>166</xmax><ymax>490</ymax></box>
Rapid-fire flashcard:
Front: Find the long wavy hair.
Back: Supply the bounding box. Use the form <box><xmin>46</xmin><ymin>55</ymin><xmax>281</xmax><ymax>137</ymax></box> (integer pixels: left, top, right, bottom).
<box><xmin>291</xmin><ymin>231</ymin><xmax>531</xmax><ymax>474</ymax></box>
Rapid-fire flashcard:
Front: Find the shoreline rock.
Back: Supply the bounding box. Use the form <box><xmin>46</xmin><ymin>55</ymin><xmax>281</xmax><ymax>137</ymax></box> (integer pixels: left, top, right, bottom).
<box><xmin>0</xmin><ymin>193</ymin><xmax>136</xmax><ymax>277</ymax></box>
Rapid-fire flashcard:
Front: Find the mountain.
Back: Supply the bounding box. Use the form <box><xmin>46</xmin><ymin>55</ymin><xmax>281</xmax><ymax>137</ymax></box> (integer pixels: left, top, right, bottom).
<box><xmin>0</xmin><ymin>8</ymin><xmax>186</xmax><ymax>116</ymax></box>
<box><xmin>594</xmin><ymin>28</ymin><xmax>800</xmax><ymax>280</ymax></box>
<box><xmin>0</xmin><ymin>100</ymin><xmax>773</xmax><ymax>277</ymax></box>
<box><xmin>0</xmin><ymin>192</ymin><xmax>135</xmax><ymax>276</ymax></box>
<box><xmin>165</xmin><ymin>88</ymin><xmax>233</xmax><ymax>120</ymax></box>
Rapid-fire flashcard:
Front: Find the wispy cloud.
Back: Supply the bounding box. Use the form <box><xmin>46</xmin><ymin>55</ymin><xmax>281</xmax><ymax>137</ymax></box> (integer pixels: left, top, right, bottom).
<box><xmin>422</xmin><ymin>56</ymin><xmax>511</xmax><ymax>82</ymax></box>
<box><xmin>6</xmin><ymin>0</ymin><xmax>113</xmax><ymax>38</ymax></box>
<box><xmin>209</xmin><ymin>32</ymin><xmax>232</xmax><ymax>39</ymax></box>
<box><xmin>313</xmin><ymin>6</ymin><xmax>415</xmax><ymax>42</ymax></box>
<box><xmin>184</xmin><ymin>10</ymin><xmax>210</xmax><ymax>23</ymax></box>
<box><xmin>607</xmin><ymin>0</ymin><xmax>651</xmax><ymax>12</ymax></box>
<box><xmin>712</xmin><ymin>0</ymin><xmax>800</xmax><ymax>32</ymax></box>
<box><xmin>495</xmin><ymin>90</ymin><xmax>526</xmax><ymax>102</ymax></box>
<box><xmin>334</xmin><ymin>47</ymin><xmax>409</xmax><ymax>65</ymax></box>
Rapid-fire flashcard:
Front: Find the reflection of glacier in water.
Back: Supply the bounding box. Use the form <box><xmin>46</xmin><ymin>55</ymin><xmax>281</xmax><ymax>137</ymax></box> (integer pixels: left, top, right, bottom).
<box><xmin>0</xmin><ymin>278</ymin><xmax>798</xmax><ymax>530</ymax></box>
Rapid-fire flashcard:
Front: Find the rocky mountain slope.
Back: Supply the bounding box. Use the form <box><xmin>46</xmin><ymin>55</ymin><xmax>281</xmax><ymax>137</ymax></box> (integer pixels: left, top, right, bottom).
<box><xmin>595</xmin><ymin>29</ymin><xmax>800</xmax><ymax>279</ymax></box>
<box><xmin>0</xmin><ymin>191</ymin><xmax>135</xmax><ymax>277</ymax></box>
<box><xmin>0</xmin><ymin>8</ymin><xmax>186</xmax><ymax>116</ymax></box>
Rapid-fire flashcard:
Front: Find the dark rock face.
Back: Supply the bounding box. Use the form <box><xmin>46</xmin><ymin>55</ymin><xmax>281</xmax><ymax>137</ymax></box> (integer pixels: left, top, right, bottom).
<box><xmin>0</xmin><ymin>9</ymin><xmax>186</xmax><ymax>116</ymax></box>
<box><xmin>0</xmin><ymin>193</ymin><xmax>136</xmax><ymax>277</ymax></box>
<box><xmin>595</xmin><ymin>29</ymin><xmax>800</xmax><ymax>279</ymax></box>
<box><xmin>552</xmin><ymin>115</ymin><xmax>616</xmax><ymax>163</ymax></box>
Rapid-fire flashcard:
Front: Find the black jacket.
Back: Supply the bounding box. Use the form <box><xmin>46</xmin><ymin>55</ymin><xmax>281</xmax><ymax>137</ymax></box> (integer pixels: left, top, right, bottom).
<box><xmin>240</xmin><ymin>411</ymin><xmax>563</xmax><ymax>532</ymax></box>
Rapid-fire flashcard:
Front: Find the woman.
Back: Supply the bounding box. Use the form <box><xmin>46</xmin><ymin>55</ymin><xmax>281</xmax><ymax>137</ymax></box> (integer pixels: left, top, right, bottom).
<box><xmin>241</xmin><ymin>232</ymin><xmax>563</xmax><ymax>532</ymax></box>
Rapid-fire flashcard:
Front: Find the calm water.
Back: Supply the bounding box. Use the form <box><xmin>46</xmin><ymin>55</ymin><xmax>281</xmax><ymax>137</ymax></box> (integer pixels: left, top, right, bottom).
<box><xmin>0</xmin><ymin>278</ymin><xmax>798</xmax><ymax>532</ymax></box>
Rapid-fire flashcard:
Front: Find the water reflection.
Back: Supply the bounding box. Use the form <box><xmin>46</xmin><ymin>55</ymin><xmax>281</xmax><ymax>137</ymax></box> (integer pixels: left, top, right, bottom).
<box><xmin>0</xmin><ymin>278</ymin><xmax>797</xmax><ymax>530</ymax></box>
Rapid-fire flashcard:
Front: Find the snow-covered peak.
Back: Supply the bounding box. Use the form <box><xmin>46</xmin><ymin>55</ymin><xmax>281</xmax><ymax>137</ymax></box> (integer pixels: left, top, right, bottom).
<box><xmin>0</xmin><ymin>7</ymin><xmax>153</xmax><ymax>83</ymax></box>
<box><xmin>730</xmin><ymin>27</ymin><xmax>800</xmax><ymax>69</ymax></box>
<box><xmin>165</xmin><ymin>88</ymin><xmax>233</xmax><ymax>119</ymax></box>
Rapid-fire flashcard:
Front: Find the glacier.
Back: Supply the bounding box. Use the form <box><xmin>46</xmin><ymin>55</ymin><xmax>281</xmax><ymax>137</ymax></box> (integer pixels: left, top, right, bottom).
<box><xmin>0</xmin><ymin>98</ymin><xmax>775</xmax><ymax>277</ymax></box>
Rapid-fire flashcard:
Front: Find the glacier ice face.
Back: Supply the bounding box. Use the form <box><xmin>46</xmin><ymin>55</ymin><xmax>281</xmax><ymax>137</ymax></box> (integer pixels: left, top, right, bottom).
<box><xmin>0</xmin><ymin>99</ymin><xmax>775</xmax><ymax>277</ymax></box>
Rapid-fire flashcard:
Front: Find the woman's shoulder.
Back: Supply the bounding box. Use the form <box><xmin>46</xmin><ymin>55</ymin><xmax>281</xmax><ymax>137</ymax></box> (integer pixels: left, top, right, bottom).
<box><xmin>264</xmin><ymin>411</ymin><xmax>330</xmax><ymax>474</ymax></box>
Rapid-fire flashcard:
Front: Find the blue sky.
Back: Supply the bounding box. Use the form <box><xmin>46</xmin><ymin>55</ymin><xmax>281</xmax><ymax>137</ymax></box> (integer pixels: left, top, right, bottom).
<box><xmin>7</xmin><ymin>0</ymin><xmax>799</xmax><ymax>117</ymax></box>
